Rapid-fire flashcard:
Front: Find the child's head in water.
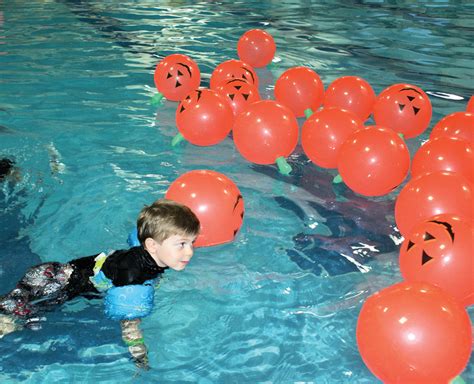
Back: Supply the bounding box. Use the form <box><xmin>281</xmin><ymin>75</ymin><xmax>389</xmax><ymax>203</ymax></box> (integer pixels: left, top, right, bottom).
<box><xmin>137</xmin><ymin>199</ymin><xmax>200</xmax><ymax>271</ymax></box>
<box><xmin>0</xmin><ymin>158</ymin><xmax>15</xmax><ymax>181</ymax></box>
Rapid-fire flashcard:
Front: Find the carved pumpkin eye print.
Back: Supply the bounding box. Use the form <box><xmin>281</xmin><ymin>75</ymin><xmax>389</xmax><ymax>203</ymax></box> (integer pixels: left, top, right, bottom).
<box><xmin>396</xmin><ymin>87</ymin><xmax>425</xmax><ymax>116</ymax></box>
<box><xmin>224</xmin><ymin>79</ymin><xmax>251</xmax><ymax>101</ymax></box>
<box><xmin>178</xmin><ymin>89</ymin><xmax>203</xmax><ymax>114</ymax></box>
<box><xmin>405</xmin><ymin>220</ymin><xmax>455</xmax><ymax>267</ymax></box>
<box><xmin>239</xmin><ymin>65</ymin><xmax>256</xmax><ymax>85</ymax></box>
<box><xmin>167</xmin><ymin>62</ymin><xmax>193</xmax><ymax>89</ymax></box>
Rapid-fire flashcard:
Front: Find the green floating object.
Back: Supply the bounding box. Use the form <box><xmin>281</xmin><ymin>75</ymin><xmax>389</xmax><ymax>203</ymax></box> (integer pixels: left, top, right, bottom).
<box><xmin>333</xmin><ymin>174</ymin><xmax>343</xmax><ymax>184</ymax></box>
<box><xmin>450</xmin><ymin>376</ymin><xmax>466</xmax><ymax>384</ymax></box>
<box><xmin>398</xmin><ymin>132</ymin><xmax>405</xmax><ymax>139</ymax></box>
<box><xmin>171</xmin><ymin>132</ymin><xmax>185</xmax><ymax>147</ymax></box>
<box><xmin>304</xmin><ymin>108</ymin><xmax>313</xmax><ymax>118</ymax></box>
<box><xmin>151</xmin><ymin>93</ymin><xmax>164</xmax><ymax>106</ymax></box>
<box><xmin>276</xmin><ymin>156</ymin><xmax>292</xmax><ymax>175</ymax></box>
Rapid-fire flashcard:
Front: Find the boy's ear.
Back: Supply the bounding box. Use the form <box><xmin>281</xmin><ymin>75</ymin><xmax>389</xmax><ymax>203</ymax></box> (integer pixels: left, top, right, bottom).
<box><xmin>144</xmin><ymin>237</ymin><xmax>157</xmax><ymax>251</ymax></box>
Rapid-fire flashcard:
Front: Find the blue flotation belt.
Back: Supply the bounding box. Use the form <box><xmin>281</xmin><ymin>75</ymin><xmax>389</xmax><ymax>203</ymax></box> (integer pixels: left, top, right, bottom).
<box><xmin>89</xmin><ymin>251</ymin><xmax>156</xmax><ymax>321</ymax></box>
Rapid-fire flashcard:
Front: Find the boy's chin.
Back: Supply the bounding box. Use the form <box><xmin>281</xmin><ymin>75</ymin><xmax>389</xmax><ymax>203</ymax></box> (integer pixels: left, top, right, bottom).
<box><xmin>170</xmin><ymin>264</ymin><xmax>187</xmax><ymax>271</ymax></box>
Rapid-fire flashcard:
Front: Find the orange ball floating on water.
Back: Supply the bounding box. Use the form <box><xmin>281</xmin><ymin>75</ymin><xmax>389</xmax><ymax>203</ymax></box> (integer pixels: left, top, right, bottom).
<box><xmin>301</xmin><ymin>107</ymin><xmax>363</xmax><ymax>169</ymax></box>
<box><xmin>411</xmin><ymin>136</ymin><xmax>474</xmax><ymax>183</ymax></box>
<box><xmin>153</xmin><ymin>54</ymin><xmax>201</xmax><ymax>101</ymax></box>
<box><xmin>373</xmin><ymin>83</ymin><xmax>432</xmax><ymax>139</ymax></box>
<box><xmin>175</xmin><ymin>89</ymin><xmax>234</xmax><ymax>146</ymax></box>
<box><xmin>274</xmin><ymin>66</ymin><xmax>324</xmax><ymax>118</ymax></box>
<box><xmin>237</xmin><ymin>29</ymin><xmax>276</xmax><ymax>68</ymax></box>
<box><xmin>166</xmin><ymin>170</ymin><xmax>244</xmax><ymax>248</ymax></box>
<box><xmin>356</xmin><ymin>281</ymin><xmax>472</xmax><ymax>384</ymax></box>
<box><xmin>337</xmin><ymin>125</ymin><xmax>410</xmax><ymax>196</ymax></box>
<box><xmin>394</xmin><ymin>171</ymin><xmax>473</xmax><ymax>237</ymax></box>
<box><xmin>210</xmin><ymin>59</ymin><xmax>258</xmax><ymax>90</ymax></box>
<box><xmin>323</xmin><ymin>76</ymin><xmax>376</xmax><ymax>121</ymax></box>
<box><xmin>430</xmin><ymin>111</ymin><xmax>474</xmax><ymax>144</ymax></box>
<box><xmin>233</xmin><ymin>100</ymin><xmax>298</xmax><ymax>174</ymax></box>
<box><xmin>399</xmin><ymin>214</ymin><xmax>474</xmax><ymax>307</ymax></box>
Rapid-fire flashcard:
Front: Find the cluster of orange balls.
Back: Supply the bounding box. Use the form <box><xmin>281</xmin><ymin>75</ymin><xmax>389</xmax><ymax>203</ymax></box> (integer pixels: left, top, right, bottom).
<box><xmin>150</xmin><ymin>28</ymin><xmax>473</xmax><ymax>384</ymax></box>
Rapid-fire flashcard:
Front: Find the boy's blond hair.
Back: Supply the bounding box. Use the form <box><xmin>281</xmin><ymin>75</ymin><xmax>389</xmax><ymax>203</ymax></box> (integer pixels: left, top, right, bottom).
<box><xmin>137</xmin><ymin>199</ymin><xmax>200</xmax><ymax>244</ymax></box>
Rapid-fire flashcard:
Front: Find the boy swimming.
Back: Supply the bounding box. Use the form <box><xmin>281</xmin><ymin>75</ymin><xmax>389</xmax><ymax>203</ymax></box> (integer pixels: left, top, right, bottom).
<box><xmin>0</xmin><ymin>199</ymin><xmax>200</xmax><ymax>369</ymax></box>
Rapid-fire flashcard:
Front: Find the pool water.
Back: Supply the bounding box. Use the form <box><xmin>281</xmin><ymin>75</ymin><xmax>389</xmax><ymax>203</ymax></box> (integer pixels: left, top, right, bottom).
<box><xmin>1</xmin><ymin>1</ymin><xmax>473</xmax><ymax>382</ymax></box>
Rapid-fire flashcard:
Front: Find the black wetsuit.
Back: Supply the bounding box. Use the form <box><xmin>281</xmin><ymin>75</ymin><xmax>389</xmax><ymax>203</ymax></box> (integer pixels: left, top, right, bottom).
<box><xmin>0</xmin><ymin>246</ymin><xmax>167</xmax><ymax>321</ymax></box>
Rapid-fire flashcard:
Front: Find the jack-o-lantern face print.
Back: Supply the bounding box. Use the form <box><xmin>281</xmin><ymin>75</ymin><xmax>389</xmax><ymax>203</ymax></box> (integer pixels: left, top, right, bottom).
<box><xmin>175</xmin><ymin>88</ymin><xmax>234</xmax><ymax>146</ymax></box>
<box><xmin>154</xmin><ymin>54</ymin><xmax>201</xmax><ymax>101</ymax></box>
<box><xmin>210</xmin><ymin>59</ymin><xmax>259</xmax><ymax>90</ymax></box>
<box><xmin>232</xmin><ymin>193</ymin><xmax>245</xmax><ymax>238</ymax></box>
<box><xmin>399</xmin><ymin>214</ymin><xmax>474</xmax><ymax>306</ymax></box>
<box><xmin>373</xmin><ymin>83</ymin><xmax>432</xmax><ymax>139</ymax></box>
<box><xmin>216</xmin><ymin>79</ymin><xmax>260</xmax><ymax>116</ymax></box>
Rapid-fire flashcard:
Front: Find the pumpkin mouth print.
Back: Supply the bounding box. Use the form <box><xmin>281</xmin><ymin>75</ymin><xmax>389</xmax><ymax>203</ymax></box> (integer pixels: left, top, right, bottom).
<box><xmin>373</xmin><ymin>83</ymin><xmax>432</xmax><ymax>139</ymax></box>
<box><xmin>399</xmin><ymin>214</ymin><xmax>474</xmax><ymax>306</ymax></box>
<box><xmin>210</xmin><ymin>59</ymin><xmax>259</xmax><ymax>90</ymax></box>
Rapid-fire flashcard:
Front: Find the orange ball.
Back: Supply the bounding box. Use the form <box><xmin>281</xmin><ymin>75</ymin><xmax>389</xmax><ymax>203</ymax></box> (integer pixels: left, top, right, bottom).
<box><xmin>373</xmin><ymin>83</ymin><xmax>432</xmax><ymax>139</ymax></box>
<box><xmin>337</xmin><ymin>125</ymin><xmax>410</xmax><ymax>196</ymax></box>
<box><xmin>400</xmin><ymin>214</ymin><xmax>474</xmax><ymax>307</ymax></box>
<box><xmin>394</xmin><ymin>171</ymin><xmax>473</xmax><ymax>237</ymax></box>
<box><xmin>430</xmin><ymin>111</ymin><xmax>473</xmax><ymax>144</ymax></box>
<box><xmin>166</xmin><ymin>170</ymin><xmax>244</xmax><ymax>247</ymax></box>
<box><xmin>323</xmin><ymin>76</ymin><xmax>376</xmax><ymax>121</ymax></box>
<box><xmin>237</xmin><ymin>29</ymin><xmax>276</xmax><ymax>68</ymax></box>
<box><xmin>233</xmin><ymin>100</ymin><xmax>298</xmax><ymax>165</ymax></box>
<box><xmin>153</xmin><ymin>54</ymin><xmax>200</xmax><ymax>101</ymax></box>
<box><xmin>357</xmin><ymin>281</ymin><xmax>472</xmax><ymax>384</ymax></box>
<box><xmin>176</xmin><ymin>89</ymin><xmax>234</xmax><ymax>146</ymax></box>
<box><xmin>411</xmin><ymin>137</ymin><xmax>474</xmax><ymax>183</ymax></box>
<box><xmin>301</xmin><ymin>107</ymin><xmax>362</xmax><ymax>168</ymax></box>
<box><xmin>274</xmin><ymin>66</ymin><xmax>324</xmax><ymax>118</ymax></box>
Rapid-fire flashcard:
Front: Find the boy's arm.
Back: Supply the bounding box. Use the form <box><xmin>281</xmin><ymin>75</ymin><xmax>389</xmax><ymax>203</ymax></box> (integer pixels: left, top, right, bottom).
<box><xmin>120</xmin><ymin>319</ymin><xmax>149</xmax><ymax>370</ymax></box>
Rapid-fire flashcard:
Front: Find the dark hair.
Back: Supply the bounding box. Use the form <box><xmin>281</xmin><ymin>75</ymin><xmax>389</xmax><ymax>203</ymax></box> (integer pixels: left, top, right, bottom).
<box><xmin>137</xmin><ymin>199</ymin><xmax>200</xmax><ymax>244</ymax></box>
<box><xmin>0</xmin><ymin>158</ymin><xmax>14</xmax><ymax>181</ymax></box>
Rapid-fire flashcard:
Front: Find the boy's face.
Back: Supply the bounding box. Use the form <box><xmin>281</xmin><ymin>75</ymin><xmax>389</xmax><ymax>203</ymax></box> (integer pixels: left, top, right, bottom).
<box><xmin>145</xmin><ymin>234</ymin><xmax>196</xmax><ymax>271</ymax></box>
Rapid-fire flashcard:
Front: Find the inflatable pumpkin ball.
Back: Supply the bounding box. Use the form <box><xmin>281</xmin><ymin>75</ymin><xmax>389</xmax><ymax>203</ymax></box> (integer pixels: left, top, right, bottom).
<box><xmin>175</xmin><ymin>88</ymin><xmax>234</xmax><ymax>146</ymax></box>
<box><xmin>274</xmin><ymin>66</ymin><xmax>324</xmax><ymax>118</ymax></box>
<box><xmin>337</xmin><ymin>125</ymin><xmax>410</xmax><ymax>196</ymax></box>
<box><xmin>323</xmin><ymin>76</ymin><xmax>376</xmax><ymax>121</ymax></box>
<box><xmin>399</xmin><ymin>214</ymin><xmax>474</xmax><ymax>307</ymax></box>
<box><xmin>165</xmin><ymin>170</ymin><xmax>244</xmax><ymax>247</ymax></box>
<box><xmin>357</xmin><ymin>281</ymin><xmax>472</xmax><ymax>384</ymax></box>
<box><xmin>237</xmin><ymin>29</ymin><xmax>276</xmax><ymax>68</ymax></box>
<box><xmin>373</xmin><ymin>83</ymin><xmax>432</xmax><ymax>138</ymax></box>
<box><xmin>394</xmin><ymin>171</ymin><xmax>473</xmax><ymax>237</ymax></box>
<box><xmin>430</xmin><ymin>111</ymin><xmax>474</xmax><ymax>144</ymax></box>
<box><xmin>210</xmin><ymin>59</ymin><xmax>258</xmax><ymax>90</ymax></box>
<box><xmin>153</xmin><ymin>54</ymin><xmax>201</xmax><ymax>101</ymax></box>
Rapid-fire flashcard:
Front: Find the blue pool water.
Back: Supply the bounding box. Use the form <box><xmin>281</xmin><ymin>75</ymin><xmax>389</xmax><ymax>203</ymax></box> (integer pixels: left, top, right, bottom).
<box><xmin>1</xmin><ymin>1</ymin><xmax>473</xmax><ymax>382</ymax></box>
